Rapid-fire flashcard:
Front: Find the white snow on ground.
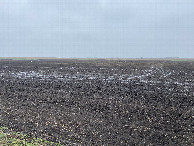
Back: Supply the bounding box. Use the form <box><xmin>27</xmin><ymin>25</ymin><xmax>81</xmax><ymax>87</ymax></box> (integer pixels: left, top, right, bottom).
<box><xmin>0</xmin><ymin>67</ymin><xmax>193</xmax><ymax>87</ymax></box>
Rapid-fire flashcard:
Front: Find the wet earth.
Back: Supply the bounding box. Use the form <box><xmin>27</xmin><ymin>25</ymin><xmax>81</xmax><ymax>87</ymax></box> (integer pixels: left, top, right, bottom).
<box><xmin>0</xmin><ymin>59</ymin><xmax>193</xmax><ymax>145</ymax></box>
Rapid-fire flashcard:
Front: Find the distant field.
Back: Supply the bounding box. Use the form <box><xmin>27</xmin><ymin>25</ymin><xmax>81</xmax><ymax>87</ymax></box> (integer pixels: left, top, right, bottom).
<box><xmin>1</xmin><ymin>57</ymin><xmax>194</xmax><ymax>61</ymax></box>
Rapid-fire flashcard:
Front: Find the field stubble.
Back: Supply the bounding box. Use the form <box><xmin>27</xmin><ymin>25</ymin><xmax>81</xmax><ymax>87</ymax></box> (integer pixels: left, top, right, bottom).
<box><xmin>0</xmin><ymin>60</ymin><xmax>193</xmax><ymax>145</ymax></box>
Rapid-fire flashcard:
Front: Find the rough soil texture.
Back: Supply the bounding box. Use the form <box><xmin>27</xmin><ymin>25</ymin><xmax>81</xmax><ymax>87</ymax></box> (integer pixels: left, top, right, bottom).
<box><xmin>0</xmin><ymin>60</ymin><xmax>193</xmax><ymax>145</ymax></box>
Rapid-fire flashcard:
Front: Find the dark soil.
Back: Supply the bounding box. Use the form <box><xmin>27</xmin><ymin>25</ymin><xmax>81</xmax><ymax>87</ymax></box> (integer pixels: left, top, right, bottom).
<box><xmin>0</xmin><ymin>59</ymin><xmax>193</xmax><ymax>145</ymax></box>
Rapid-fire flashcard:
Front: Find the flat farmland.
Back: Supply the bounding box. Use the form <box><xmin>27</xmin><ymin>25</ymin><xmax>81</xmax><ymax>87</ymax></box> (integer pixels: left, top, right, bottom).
<box><xmin>0</xmin><ymin>59</ymin><xmax>193</xmax><ymax>145</ymax></box>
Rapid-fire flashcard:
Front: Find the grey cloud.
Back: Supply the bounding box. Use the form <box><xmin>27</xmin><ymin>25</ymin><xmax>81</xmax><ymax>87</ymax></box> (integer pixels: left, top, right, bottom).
<box><xmin>0</xmin><ymin>0</ymin><xmax>194</xmax><ymax>58</ymax></box>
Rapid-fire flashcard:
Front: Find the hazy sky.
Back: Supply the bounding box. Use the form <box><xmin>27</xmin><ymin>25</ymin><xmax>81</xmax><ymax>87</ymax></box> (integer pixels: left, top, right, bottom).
<box><xmin>0</xmin><ymin>0</ymin><xmax>194</xmax><ymax>58</ymax></box>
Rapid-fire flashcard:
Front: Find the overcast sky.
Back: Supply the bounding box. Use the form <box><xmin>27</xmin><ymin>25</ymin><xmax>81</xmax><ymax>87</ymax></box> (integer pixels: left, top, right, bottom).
<box><xmin>0</xmin><ymin>0</ymin><xmax>194</xmax><ymax>58</ymax></box>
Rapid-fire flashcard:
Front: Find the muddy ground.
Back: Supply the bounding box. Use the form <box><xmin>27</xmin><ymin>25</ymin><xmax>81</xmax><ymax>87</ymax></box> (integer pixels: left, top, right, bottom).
<box><xmin>0</xmin><ymin>59</ymin><xmax>193</xmax><ymax>145</ymax></box>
